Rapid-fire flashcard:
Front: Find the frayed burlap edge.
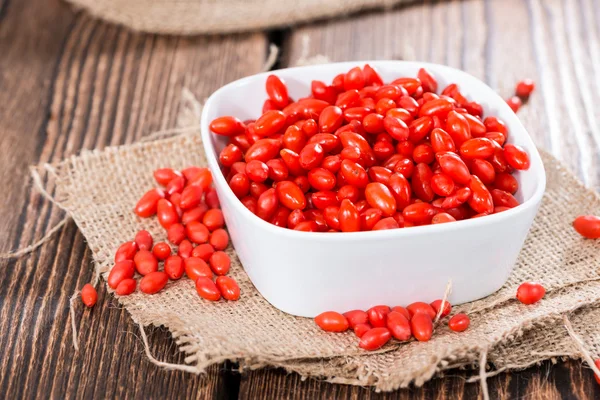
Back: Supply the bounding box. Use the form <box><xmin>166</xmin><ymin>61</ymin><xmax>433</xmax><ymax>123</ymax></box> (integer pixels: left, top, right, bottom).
<box><xmin>255</xmin><ymin>285</ymin><xmax>600</xmax><ymax>392</ymax></box>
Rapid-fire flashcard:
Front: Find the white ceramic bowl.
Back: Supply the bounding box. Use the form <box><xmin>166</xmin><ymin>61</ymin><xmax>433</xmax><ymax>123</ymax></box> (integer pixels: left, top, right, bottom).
<box><xmin>201</xmin><ymin>61</ymin><xmax>546</xmax><ymax>317</ymax></box>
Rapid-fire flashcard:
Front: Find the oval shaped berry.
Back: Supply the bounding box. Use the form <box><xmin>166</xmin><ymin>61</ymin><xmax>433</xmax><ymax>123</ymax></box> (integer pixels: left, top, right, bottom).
<box><xmin>140</xmin><ymin>271</ymin><xmax>169</xmax><ymax>294</ymax></box>
<box><xmin>185</xmin><ymin>257</ymin><xmax>213</xmax><ymax>281</ymax></box>
<box><xmin>209</xmin><ymin>251</ymin><xmax>231</xmax><ymax>276</ymax></box>
<box><xmin>134</xmin><ymin>230</ymin><xmax>153</xmax><ymax>251</ymax></box>
<box><xmin>319</xmin><ymin>106</ymin><xmax>344</xmax><ymax>133</ymax></box>
<box><xmin>195</xmin><ymin>277</ymin><xmax>221</xmax><ymax>301</ymax></box>
<box><xmin>430</xmin><ymin>299</ymin><xmax>452</xmax><ymax>317</ymax></box>
<box><xmin>386</xmin><ymin>311</ymin><xmax>411</xmax><ymax>341</ymax></box>
<box><xmin>245</xmin><ymin>139</ymin><xmax>281</xmax><ymax>163</ymax></box>
<box><xmin>133</xmin><ymin>250</ymin><xmax>158</xmax><ymax>276</ymax></box>
<box><xmin>359</xmin><ymin>327</ymin><xmax>391</xmax><ymax>350</ymax></box>
<box><xmin>516</xmin><ymin>282</ymin><xmax>546</xmax><ymax>305</ymax></box>
<box><xmin>210</xmin><ymin>116</ymin><xmax>245</xmax><ymax>136</ymax></box>
<box><xmin>81</xmin><ymin>284</ymin><xmax>98</xmax><ymax>307</ymax></box>
<box><xmin>343</xmin><ymin>310</ymin><xmax>369</xmax><ymax>328</ymax></box>
<box><xmin>115</xmin><ymin>279</ymin><xmax>137</xmax><ymax>296</ymax></box>
<box><xmin>315</xmin><ymin>311</ymin><xmax>349</xmax><ymax>332</ymax></box>
<box><xmin>448</xmin><ymin>313</ymin><xmax>470</xmax><ymax>332</ymax></box>
<box><xmin>367</xmin><ymin>305</ymin><xmax>391</xmax><ymax>328</ymax></box>
<box><xmin>135</xmin><ymin>188</ymin><xmax>165</xmax><ymax>218</ymax></box>
<box><xmin>410</xmin><ymin>312</ymin><xmax>433</xmax><ymax>342</ymax></box>
<box><xmin>108</xmin><ymin>260</ymin><xmax>135</xmax><ymax>289</ymax></box>
<box><xmin>115</xmin><ymin>241</ymin><xmax>138</xmax><ymax>263</ymax></box>
<box><xmin>266</xmin><ymin>75</ymin><xmax>289</xmax><ymax>109</ymax></box>
<box><xmin>216</xmin><ymin>276</ymin><xmax>240</xmax><ymax>301</ymax></box>
<box><xmin>503</xmin><ymin>144</ymin><xmax>531</xmax><ymax>170</ymax></box>
<box><xmin>365</xmin><ymin>182</ymin><xmax>397</xmax><ymax>217</ymax></box>
<box><xmin>165</xmin><ymin>255</ymin><xmax>185</xmax><ymax>280</ymax></box>
<box><xmin>254</xmin><ymin>110</ymin><xmax>286</xmax><ymax>137</ymax></box>
<box><xmin>407</xmin><ymin>302</ymin><xmax>436</xmax><ymax>319</ymax></box>
<box><xmin>573</xmin><ymin>215</ymin><xmax>600</xmax><ymax>239</ymax></box>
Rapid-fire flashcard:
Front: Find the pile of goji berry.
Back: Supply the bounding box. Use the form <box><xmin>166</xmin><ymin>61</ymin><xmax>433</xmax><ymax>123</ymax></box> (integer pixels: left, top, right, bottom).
<box><xmin>81</xmin><ymin>167</ymin><xmax>241</xmax><ymax>304</ymax></box>
<box><xmin>314</xmin><ymin>300</ymin><xmax>468</xmax><ymax>350</ymax></box>
<box><xmin>210</xmin><ymin>65</ymin><xmax>532</xmax><ymax>232</ymax></box>
<box><xmin>313</xmin><ymin>281</ymin><xmax>547</xmax><ymax>351</ymax></box>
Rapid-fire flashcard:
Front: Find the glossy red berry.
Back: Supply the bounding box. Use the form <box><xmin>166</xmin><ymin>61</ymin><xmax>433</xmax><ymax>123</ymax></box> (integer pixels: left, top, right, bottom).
<box><xmin>515</xmin><ymin>79</ymin><xmax>535</xmax><ymax>98</ymax></box>
<box><xmin>516</xmin><ymin>282</ymin><xmax>546</xmax><ymax>305</ymax></box>
<box><xmin>573</xmin><ymin>215</ymin><xmax>600</xmax><ymax>239</ymax></box>
<box><xmin>315</xmin><ymin>311</ymin><xmax>349</xmax><ymax>332</ymax></box>
<box><xmin>359</xmin><ymin>327</ymin><xmax>391</xmax><ymax>350</ymax></box>
<box><xmin>448</xmin><ymin>313</ymin><xmax>470</xmax><ymax>332</ymax></box>
<box><xmin>206</xmin><ymin>66</ymin><xmax>526</xmax><ymax>235</ymax></box>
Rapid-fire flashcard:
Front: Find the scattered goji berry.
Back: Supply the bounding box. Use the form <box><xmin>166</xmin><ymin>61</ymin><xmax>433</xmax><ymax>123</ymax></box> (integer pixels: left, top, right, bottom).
<box><xmin>81</xmin><ymin>284</ymin><xmax>98</xmax><ymax>307</ymax></box>
<box><xmin>315</xmin><ymin>311</ymin><xmax>349</xmax><ymax>332</ymax></box>
<box><xmin>516</xmin><ymin>282</ymin><xmax>546</xmax><ymax>305</ymax></box>
<box><xmin>448</xmin><ymin>313</ymin><xmax>470</xmax><ymax>332</ymax></box>
<box><xmin>573</xmin><ymin>215</ymin><xmax>600</xmax><ymax>239</ymax></box>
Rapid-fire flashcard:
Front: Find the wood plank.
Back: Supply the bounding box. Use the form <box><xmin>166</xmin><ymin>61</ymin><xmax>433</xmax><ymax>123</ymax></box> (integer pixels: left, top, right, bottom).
<box><xmin>524</xmin><ymin>0</ymin><xmax>600</xmax><ymax>187</ymax></box>
<box><xmin>0</xmin><ymin>0</ymin><xmax>266</xmax><ymax>398</ymax></box>
<box><xmin>239</xmin><ymin>359</ymin><xmax>595</xmax><ymax>400</ymax></box>
<box><xmin>240</xmin><ymin>0</ymin><xmax>600</xmax><ymax>398</ymax></box>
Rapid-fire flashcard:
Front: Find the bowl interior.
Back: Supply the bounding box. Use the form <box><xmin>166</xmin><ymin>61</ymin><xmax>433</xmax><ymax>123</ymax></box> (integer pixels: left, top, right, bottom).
<box><xmin>202</xmin><ymin>61</ymin><xmax>545</xmax><ymax>212</ymax></box>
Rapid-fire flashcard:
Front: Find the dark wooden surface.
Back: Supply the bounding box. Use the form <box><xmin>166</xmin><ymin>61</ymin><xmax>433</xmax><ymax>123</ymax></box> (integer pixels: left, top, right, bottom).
<box><xmin>1</xmin><ymin>0</ymin><xmax>599</xmax><ymax>398</ymax></box>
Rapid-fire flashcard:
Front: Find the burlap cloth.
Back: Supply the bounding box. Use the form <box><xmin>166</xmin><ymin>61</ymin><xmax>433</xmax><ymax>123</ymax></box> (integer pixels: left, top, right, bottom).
<box><xmin>31</xmin><ymin>89</ymin><xmax>600</xmax><ymax>391</ymax></box>
<box><xmin>65</xmin><ymin>0</ymin><xmax>415</xmax><ymax>35</ymax></box>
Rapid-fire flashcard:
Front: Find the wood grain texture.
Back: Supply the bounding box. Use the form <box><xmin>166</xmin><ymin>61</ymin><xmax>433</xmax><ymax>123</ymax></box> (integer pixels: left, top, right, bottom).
<box><xmin>2</xmin><ymin>0</ymin><xmax>600</xmax><ymax>398</ymax></box>
<box><xmin>240</xmin><ymin>0</ymin><xmax>600</xmax><ymax>398</ymax></box>
<box><xmin>239</xmin><ymin>360</ymin><xmax>595</xmax><ymax>400</ymax></box>
<box><xmin>0</xmin><ymin>0</ymin><xmax>265</xmax><ymax>398</ymax></box>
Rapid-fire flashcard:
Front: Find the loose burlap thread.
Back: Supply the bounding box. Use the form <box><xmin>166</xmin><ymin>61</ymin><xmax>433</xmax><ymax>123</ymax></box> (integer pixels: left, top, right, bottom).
<box><xmin>26</xmin><ymin>85</ymin><xmax>600</xmax><ymax>390</ymax></box>
<box><xmin>65</xmin><ymin>0</ymin><xmax>414</xmax><ymax>35</ymax></box>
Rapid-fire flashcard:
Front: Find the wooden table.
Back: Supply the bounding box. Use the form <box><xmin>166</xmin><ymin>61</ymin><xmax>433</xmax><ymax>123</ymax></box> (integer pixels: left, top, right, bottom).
<box><xmin>1</xmin><ymin>0</ymin><xmax>599</xmax><ymax>398</ymax></box>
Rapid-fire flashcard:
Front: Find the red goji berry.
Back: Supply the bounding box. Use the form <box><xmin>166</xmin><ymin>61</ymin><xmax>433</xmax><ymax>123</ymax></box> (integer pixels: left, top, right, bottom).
<box><xmin>515</xmin><ymin>79</ymin><xmax>535</xmax><ymax>98</ymax></box>
<box><xmin>410</xmin><ymin>312</ymin><xmax>433</xmax><ymax>342</ymax></box>
<box><xmin>448</xmin><ymin>313</ymin><xmax>470</xmax><ymax>332</ymax></box>
<box><xmin>108</xmin><ymin>260</ymin><xmax>135</xmax><ymax>289</ymax></box>
<box><xmin>573</xmin><ymin>215</ymin><xmax>600</xmax><ymax>239</ymax></box>
<box><xmin>209</xmin><ymin>251</ymin><xmax>231</xmax><ymax>276</ymax></box>
<box><xmin>516</xmin><ymin>282</ymin><xmax>546</xmax><ymax>305</ymax></box>
<box><xmin>315</xmin><ymin>311</ymin><xmax>349</xmax><ymax>332</ymax></box>
<box><xmin>165</xmin><ymin>255</ymin><xmax>185</xmax><ymax>280</ymax></box>
<box><xmin>115</xmin><ymin>279</ymin><xmax>137</xmax><ymax>296</ymax></box>
<box><xmin>216</xmin><ymin>276</ymin><xmax>240</xmax><ymax>301</ymax></box>
<box><xmin>359</xmin><ymin>327</ymin><xmax>391</xmax><ymax>350</ymax></box>
<box><xmin>133</xmin><ymin>250</ymin><xmax>158</xmax><ymax>276</ymax></box>
<box><xmin>139</xmin><ymin>271</ymin><xmax>169</xmax><ymax>294</ymax></box>
<box><xmin>81</xmin><ymin>284</ymin><xmax>97</xmax><ymax>307</ymax></box>
<box><xmin>195</xmin><ymin>277</ymin><xmax>221</xmax><ymax>301</ymax></box>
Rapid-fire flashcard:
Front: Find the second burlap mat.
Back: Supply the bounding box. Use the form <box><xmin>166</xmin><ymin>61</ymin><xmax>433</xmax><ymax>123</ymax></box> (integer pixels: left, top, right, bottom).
<box><xmin>65</xmin><ymin>0</ymin><xmax>415</xmax><ymax>35</ymax></box>
<box><xmin>32</xmin><ymin>94</ymin><xmax>600</xmax><ymax>390</ymax></box>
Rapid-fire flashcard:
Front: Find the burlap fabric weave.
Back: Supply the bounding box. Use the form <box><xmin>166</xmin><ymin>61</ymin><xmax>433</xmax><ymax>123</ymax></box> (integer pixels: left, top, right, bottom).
<box><xmin>65</xmin><ymin>0</ymin><xmax>414</xmax><ymax>35</ymax></box>
<box><xmin>34</xmin><ymin>100</ymin><xmax>600</xmax><ymax>390</ymax></box>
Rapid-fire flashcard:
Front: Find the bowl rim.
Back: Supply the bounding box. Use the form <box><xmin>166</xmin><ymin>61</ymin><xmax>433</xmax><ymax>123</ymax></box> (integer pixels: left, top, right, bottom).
<box><xmin>200</xmin><ymin>60</ymin><xmax>547</xmax><ymax>242</ymax></box>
